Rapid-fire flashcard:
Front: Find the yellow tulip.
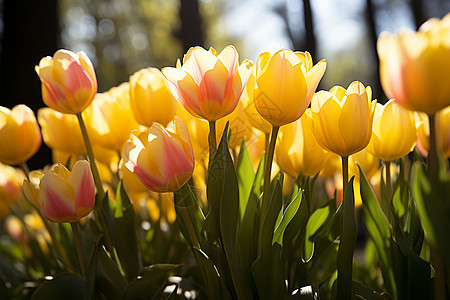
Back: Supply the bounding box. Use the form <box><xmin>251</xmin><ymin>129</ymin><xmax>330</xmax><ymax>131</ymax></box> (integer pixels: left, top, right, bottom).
<box><xmin>23</xmin><ymin>160</ymin><xmax>95</xmax><ymax>223</ymax></box>
<box><xmin>253</xmin><ymin>49</ymin><xmax>326</xmax><ymax>127</ymax></box>
<box><xmin>162</xmin><ymin>45</ymin><xmax>253</xmax><ymax>121</ymax></box>
<box><xmin>35</xmin><ymin>49</ymin><xmax>97</xmax><ymax>114</ymax></box>
<box><xmin>377</xmin><ymin>13</ymin><xmax>450</xmax><ymax>116</ymax></box>
<box><xmin>415</xmin><ymin>106</ymin><xmax>450</xmax><ymax>158</ymax></box>
<box><xmin>275</xmin><ymin>109</ymin><xmax>327</xmax><ymax>178</ymax></box>
<box><xmin>38</xmin><ymin>107</ymin><xmax>86</xmax><ymax>155</ymax></box>
<box><xmin>123</xmin><ymin>116</ymin><xmax>194</xmax><ymax>192</ymax></box>
<box><xmin>0</xmin><ymin>163</ymin><xmax>26</xmax><ymax>218</ymax></box>
<box><xmin>130</xmin><ymin>67</ymin><xmax>176</xmax><ymax>127</ymax></box>
<box><xmin>241</xmin><ymin>71</ymin><xmax>272</xmax><ymax>134</ymax></box>
<box><xmin>83</xmin><ymin>92</ymin><xmax>139</xmax><ymax>151</ymax></box>
<box><xmin>0</xmin><ymin>105</ymin><xmax>41</xmax><ymax>165</ymax></box>
<box><xmin>311</xmin><ymin>81</ymin><xmax>376</xmax><ymax>157</ymax></box>
<box><xmin>366</xmin><ymin>100</ymin><xmax>416</xmax><ymax>161</ymax></box>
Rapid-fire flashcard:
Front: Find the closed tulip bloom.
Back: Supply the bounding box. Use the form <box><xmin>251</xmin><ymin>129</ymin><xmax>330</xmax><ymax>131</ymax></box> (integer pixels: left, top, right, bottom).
<box><xmin>0</xmin><ymin>105</ymin><xmax>41</xmax><ymax>165</ymax></box>
<box><xmin>241</xmin><ymin>71</ymin><xmax>272</xmax><ymax>134</ymax></box>
<box><xmin>23</xmin><ymin>160</ymin><xmax>95</xmax><ymax>223</ymax></box>
<box><xmin>415</xmin><ymin>106</ymin><xmax>450</xmax><ymax>158</ymax></box>
<box><xmin>162</xmin><ymin>45</ymin><xmax>253</xmax><ymax>121</ymax></box>
<box><xmin>311</xmin><ymin>81</ymin><xmax>376</xmax><ymax>157</ymax></box>
<box><xmin>35</xmin><ymin>49</ymin><xmax>97</xmax><ymax>114</ymax></box>
<box><xmin>276</xmin><ymin>109</ymin><xmax>327</xmax><ymax>178</ymax></box>
<box><xmin>123</xmin><ymin>116</ymin><xmax>194</xmax><ymax>193</ymax></box>
<box><xmin>367</xmin><ymin>100</ymin><xmax>416</xmax><ymax>161</ymax></box>
<box><xmin>0</xmin><ymin>163</ymin><xmax>26</xmax><ymax>218</ymax></box>
<box><xmin>377</xmin><ymin>14</ymin><xmax>450</xmax><ymax>115</ymax></box>
<box><xmin>130</xmin><ymin>68</ymin><xmax>176</xmax><ymax>127</ymax></box>
<box><xmin>253</xmin><ymin>49</ymin><xmax>326</xmax><ymax>127</ymax></box>
<box><xmin>38</xmin><ymin>108</ymin><xmax>86</xmax><ymax>155</ymax></box>
<box><xmin>83</xmin><ymin>92</ymin><xmax>138</xmax><ymax>151</ymax></box>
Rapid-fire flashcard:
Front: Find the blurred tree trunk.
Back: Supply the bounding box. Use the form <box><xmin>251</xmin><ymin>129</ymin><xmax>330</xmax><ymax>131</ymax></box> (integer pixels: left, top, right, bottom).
<box><xmin>410</xmin><ymin>0</ymin><xmax>426</xmax><ymax>29</ymax></box>
<box><xmin>0</xmin><ymin>0</ymin><xmax>59</xmax><ymax>169</ymax></box>
<box><xmin>365</xmin><ymin>0</ymin><xmax>385</xmax><ymax>103</ymax></box>
<box><xmin>302</xmin><ymin>0</ymin><xmax>316</xmax><ymax>59</ymax></box>
<box><xmin>178</xmin><ymin>0</ymin><xmax>204</xmax><ymax>52</ymax></box>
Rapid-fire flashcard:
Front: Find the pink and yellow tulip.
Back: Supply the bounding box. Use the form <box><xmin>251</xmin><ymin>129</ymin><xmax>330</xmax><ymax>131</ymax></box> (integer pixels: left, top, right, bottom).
<box><xmin>162</xmin><ymin>45</ymin><xmax>253</xmax><ymax>121</ymax></box>
<box><xmin>35</xmin><ymin>49</ymin><xmax>97</xmax><ymax>114</ymax></box>
<box><xmin>23</xmin><ymin>160</ymin><xmax>95</xmax><ymax>223</ymax></box>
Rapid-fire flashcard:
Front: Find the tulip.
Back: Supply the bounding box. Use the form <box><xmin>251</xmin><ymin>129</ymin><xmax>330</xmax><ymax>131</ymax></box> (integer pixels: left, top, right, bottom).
<box><xmin>123</xmin><ymin>116</ymin><xmax>194</xmax><ymax>193</ymax></box>
<box><xmin>415</xmin><ymin>106</ymin><xmax>450</xmax><ymax>158</ymax></box>
<box><xmin>311</xmin><ymin>81</ymin><xmax>376</xmax><ymax>157</ymax></box>
<box><xmin>253</xmin><ymin>49</ymin><xmax>326</xmax><ymax>127</ymax></box>
<box><xmin>130</xmin><ymin>67</ymin><xmax>176</xmax><ymax>127</ymax></box>
<box><xmin>23</xmin><ymin>160</ymin><xmax>95</xmax><ymax>223</ymax></box>
<box><xmin>83</xmin><ymin>92</ymin><xmax>139</xmax><ymax>151</ymax></box>
<box><xmin>366</xmin><ymin>100</ymin><xmax>416</xmax><ymax>162</ymax></box>
<box><xmin>0</xmin><ymin>105</ymin><xmax>41</xmax><ymax>165</ymax></box>
<box><xmin>162</xmin><ymin>45</ymin><xmax>253</xmax><ymax>122</ymax></box>
<box><xmin>241</xmin><ymin>71</ymin><xmax>272</xmax><ymax>135</ymax></box>
<box><xmin>275</xmin><ymin>109</ymin><xmax>327</xmax><ymax>178</ymax></box>
<box><xmin>35</xmin><ymin>49</ymin><xmax>97</xmax><ymax>114</ymax></box>
<box><xmin>377</xmin><ymin>14</ymin><xmax>450</xmax><ymax>116</ymax></box>
<box><xmin>0</xmin><ymin>163</ymin><xmax>26</xmax><ymax>218</ymax></box>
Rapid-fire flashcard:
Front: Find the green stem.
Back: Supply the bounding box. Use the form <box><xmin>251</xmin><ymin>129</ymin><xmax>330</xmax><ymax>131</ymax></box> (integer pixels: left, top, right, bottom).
<box><xmin>427</xmin><ymin>114</ymin><xmax>438</xmax><ymax>179</ymax></box>
<box><xmin>208</xmin><ymin>120</ymin><xmax>217</xmax><ymax>170</ymax></box>
<box><xmin>76</xmin><ymin>112</ymin><xmax>118</xmax><ymax>264</ymax></box>
<box><xmin>341</xmin><ymin>156</ymin><xmax>349</xmax><ymax>199</ymax></box>
<box><xmin>257</xmin><ymin>125</ymin><xmax>279</xmax><ymax>256</ymax></box>
<box><xmin>76</xmin><ymin>113</ymin><xmax>104</xmax><ymax>200</ymax></box>
<box><xmin>173</xmin><ymin>192</ymin><xmax>209</xmax><ymax>294</ymax></box>
<box><xmin>385</xmin><ymin>161</ymin><xmax>392</xmax><ymax>209</ymax></box>
<box><xmin>70</xmin><ymin>222</ymin><xmax>86</xmax><ymax>276</ymax></box>
<box><xmin>20</xmin><ymin>162</ymin><xmax>31</xmax><ymax>180</ymax></box>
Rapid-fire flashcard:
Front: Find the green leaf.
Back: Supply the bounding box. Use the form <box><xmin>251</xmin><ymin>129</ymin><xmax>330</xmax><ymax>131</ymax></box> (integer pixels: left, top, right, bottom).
<box><xmin>236</xmin><ymin>139</ymin><xmax>255</xmax><ymax>219</ymax></box>
<box><xmin>303</xmin><ymin>197</ymin><xmax>337</xmax><ymax>262</ymax></box>
<box><xmin>251</xmin><ymin>243</ymin><xmax>286</xmax><ymax>299</ymax></box>
<box><xmin>290</xmin><ymin>285</ymin><xmax>319</xmax><ymax>299</ymax></box>
<box><xmin>114</xmin><ymin>180</ymin><xmax>142</xmax><ymax>281</ymax></box>
<box><xmin>351</xmin><ymin>281</ymin><xmax>387</xmax><ymax>300</ymax></box>
<box><xmin>177</xmin><ymin>184</ymin><xmax>206</xmax><ymax>248</ymax></box>
<box><xmin>31</xmin><ymin>273</ymin><xmax>87</xmax><ymax>300</ymax></box>
<box><xmin>336</xmin><ymin>177</ymin><xmax>357</xmax><ymax>300</ymax></box>
<box><xmin>124</xmin><ymin>264</ymin><xmax>180</xmax><ymax>300</ymax></box>
<box><xmin>359</xmin><ymin>165</ymin><xmax>396</xmax><ymax>297</ymax></box>
<box><xmin>273</xmin><ymin>189</ymin><xmax>303</xmax><ymax>246</ymax></box>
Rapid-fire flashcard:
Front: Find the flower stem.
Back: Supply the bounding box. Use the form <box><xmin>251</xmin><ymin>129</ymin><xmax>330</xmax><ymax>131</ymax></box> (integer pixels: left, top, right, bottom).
<box><xmin>70</xmin><ymin>222</ymin><xmax>86</xmax><ymax>276</ymax></box>
<box><xmin>341</xmin><ymin>156</ymin><xmax>349</xmax><ymax>198</ymax></box>
<box><xmin>208</xmin><ymin>120</ymin><xmax>217</xmax><ymax>170</ymax></box>
<box><xmin>76</xmin><ymin>112</ymin><xmax>118</xmax><ymax>264</ymax></box>
<box><xmin>20</xmin><ymin>162</ymin><xmax>31</xmax><ymax>180</ymax></box>
<box><xmin>385</xmin><ymin>161</ymin><xmax>392</xmax><ymax>210</ymax></box>
<box><xmin>173</xmin><ymin>191</ymin><xmax>209</xmax><ymax>295</ymax></box>
<box><xmin>258</xmin><ymin>125</ymin><xmax>279</xmax><ymax>257</ymax></box>
<box><xmin>427</xmin><ymin>114</ymin><xmax>438</xmax><ymax>179</ymax></box>
<box><xmin>76</xmin><ymin>113</ymin><xmax>104</xmax><ymax>200</ymax></box>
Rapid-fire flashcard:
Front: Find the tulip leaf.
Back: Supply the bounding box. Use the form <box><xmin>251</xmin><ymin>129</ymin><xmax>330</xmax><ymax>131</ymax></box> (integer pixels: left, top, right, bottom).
<box><xmin>124</xmin><ymin>264</ymin><xmax>180</xmax><ymax>300</ymax></box>
<box><xmin>251</xmin><ymin>243</ymin><xmax>285</xmax><ymax>299</ymax></box>
<box><xmin>290</xmin><ymin>285</ymin><xmax>319</xmax><ymax>299</ymax></box>
<box><xmin>236</xmin><ymin>153</ymin><xmax>265</xmax><ymax>273</ymax></box>
<box><xmin>351</xmin><ymin>281</ymin><xmax>386</xmax><ymax>300</ymax></box>
<box><xmin>31</xmin><ymin>273</ymin><xmax>87</xmax><ymax>300</ymax></box>
<box><xmin>359</xmin><ymin>164</ymin><xmax>396</xmax><ymax>297</ymax></box>
<box><xmin>273</xmin><ymin>189</ymin><xmax>303</xmax><ymax>246</ymax></box>
<box><xmin>303</xmin><ymin>197</ymin><xmax>337</xmax><ymax>262</ymax></box>
<box><xmin>113</xmin><ymin>180</ymin><xmax>142</xmax><ymax>282</ymax></box>
<box><xmin>336</xmin><ymin>177</ymin><xmax>357</xmax><ymax>300</ymax></box>
<box><xmin>236</xmin><ymin>139</ymin><xmax>255</xmax><ymax>219</ymax></box>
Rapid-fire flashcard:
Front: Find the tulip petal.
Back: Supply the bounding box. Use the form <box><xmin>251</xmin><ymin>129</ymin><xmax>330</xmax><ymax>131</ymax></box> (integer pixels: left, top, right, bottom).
<box><xmin>67</xmin><ymin>160</ymin><xmax>95</xmax><ymax>218</ymax></box>
<box><xmin>305</xmin><ymin>59</ymin><xmax>326</xmax><ymax>100</ymax></box>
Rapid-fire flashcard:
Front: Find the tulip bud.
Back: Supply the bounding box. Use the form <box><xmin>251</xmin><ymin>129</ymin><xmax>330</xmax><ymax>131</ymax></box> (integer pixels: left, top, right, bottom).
<box><xmin>162</xmin><ymin>45</ymin><xmax>253</xmax><ymax>121</ymax></box>
<box><xmin>275</xmin><ymin>109</ymin><xmax>328</xmax><ymax>178</ymax></box>
<box><xmin>415</xmin><ymin>106</ymin><xmax>450</xmax><ymax>158</ymax></box>
<box><xmin>0</xmin><ymin>163</ymin><xmax>26</xmax><ymax>218</ymax></box>
<box><xmin>377</xmin><ymin>13</ymin><xmax>450</xmax><ymax>115</ymax></box>
<box><xmin>23</xmin><ymin>160</ymin><xmax>95</xmax><ymax>223</ymax></box>
<box><xmin>311</xmin><ymin>81</ymin><xmax>376</xmax><ymax>157</ymax></box>
<box><xmin>130</xmin><ymin>68</ymin><xmax>176</xmax><ymax>127</ymax></box>
<box><xmin>35</xmin><ymin>49</ymin><xmax>97</xmax><ymax>114</ymax></box>
<box><xmin>123</xmin><ymin>116</ymin><xmax>194</xmax><ymax>193</ymax></box>
<box><xmin>253</xmin><ymin>49</ymin><xmax>326</xmax><ymax>127</ymax></box>
<box><xmin>0</xmin><ymin>105</ymin><xmax>41</xmax><ymax>165</ymax></box>
<box><xmin>366</xmin><ymin>100</ymin><xmax>416</xmax><ymax>161</ymax></box>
